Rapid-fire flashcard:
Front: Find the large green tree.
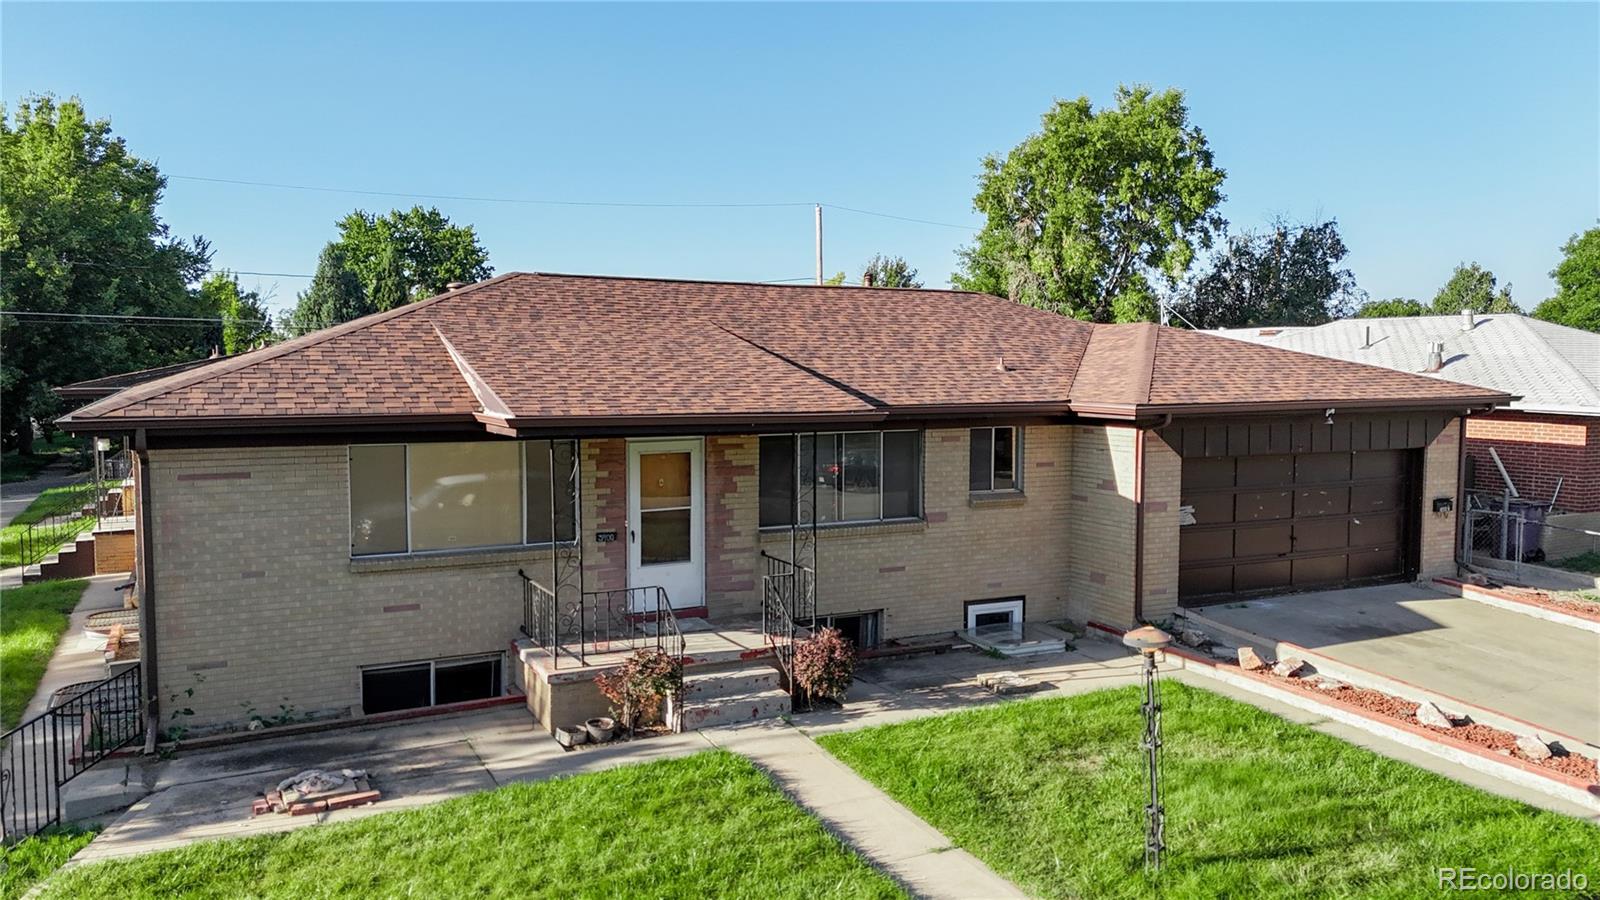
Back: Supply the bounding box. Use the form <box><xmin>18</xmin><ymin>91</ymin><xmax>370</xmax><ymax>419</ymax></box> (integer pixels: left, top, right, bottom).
<box><xmin>284</xmin><ymin>244</ymin><xmax>372</xmax><ymax>337</ymax></box>
<box><xmin>1531</xmin><ymin>228</ymin><xmax>1600</xmax><ymax>332</ymax></box>
<box><xmin>198</xmin><ymin>272</ymin><xmax>273</xmax><ymax>354</ymax></box>
<box><xmin>0</xmin><ymin>96</ymin><xmax>212</xmax><ymax>453</ymax></box>
<box><xmin>953</xmin><ymin>85</ymin><xmax>1226</xmax><ymax>323</ymax></box>
<box><xmin>1354</xmin><ymin>297</ymin><xmax>1428</xmax><ymax>318</ymax></box>
<box><xmin>1174</xmin><ymin>219</ymin><xmax>1361</xmax><ymax>329</ymax></box>
<box><xmin>1430</xmin><ymin>263</ymin><xmax>1519</xmax><ymax>315</ymax></box>
<box><xmin>335</xmin><ymin>206</ymin><xmax>492</xmax><ymax>303</ymax></box>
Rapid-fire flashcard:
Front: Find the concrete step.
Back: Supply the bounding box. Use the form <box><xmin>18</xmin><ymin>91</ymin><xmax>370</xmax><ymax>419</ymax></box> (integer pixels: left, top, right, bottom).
<box><xmin>684</xmin><ymin>665</ymin><xmax>782</xmax><ymax>700</ymax></box>
<box><xmin>678</xmin><ymin>687</ymin><xmax>792</xmax><ymax>731</ymax></box>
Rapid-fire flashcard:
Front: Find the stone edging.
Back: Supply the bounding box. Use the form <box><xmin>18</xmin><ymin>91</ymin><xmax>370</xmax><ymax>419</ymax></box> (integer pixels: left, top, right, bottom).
<box><xmin>1084</xmin><ymin>621</ymin><xmax>1600</xmax><ymax>813</ymax></box>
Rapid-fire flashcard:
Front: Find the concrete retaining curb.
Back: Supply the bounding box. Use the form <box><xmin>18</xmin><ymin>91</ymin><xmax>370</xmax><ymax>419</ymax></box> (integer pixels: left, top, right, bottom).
<box><xmin>1434</xmin><ymin>577</ymin><xmax>1600</xmax><ymax>634</ymax></box>
<box><xmin>1086</xmin><ymin>621</ymin><xmax>1600</xmax><ymax>814</ymax></box>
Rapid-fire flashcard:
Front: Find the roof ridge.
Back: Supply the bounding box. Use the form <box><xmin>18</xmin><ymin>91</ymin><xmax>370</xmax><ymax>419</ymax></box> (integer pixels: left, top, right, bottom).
<box><xmin>75</xmin><ymin>273</ymin><xmax>520</xmax><ymax>418</ymax></box>
<box><xmin>522</xmin><ymin>270</ymin><xmax>996</xmax><ymax>298</ymax></box>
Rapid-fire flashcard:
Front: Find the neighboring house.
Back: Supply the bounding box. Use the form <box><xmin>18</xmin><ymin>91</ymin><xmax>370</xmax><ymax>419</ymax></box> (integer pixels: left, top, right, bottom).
<box><xmin>58</xmin><ymin>274</ymin><xmax>1508</xmax><ymax>735</ymax></box>
<box><xmin>1215</xmin><ymin>313</ymin><xmax>1600</xmax><ymax>520</ymax></box>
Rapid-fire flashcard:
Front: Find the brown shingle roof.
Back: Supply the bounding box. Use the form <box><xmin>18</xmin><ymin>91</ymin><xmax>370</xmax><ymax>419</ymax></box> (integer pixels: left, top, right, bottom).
<box><xmin>58</xmin><ymin>273</ymin><xmax>1511</xmax><ymax>433</ymax></box>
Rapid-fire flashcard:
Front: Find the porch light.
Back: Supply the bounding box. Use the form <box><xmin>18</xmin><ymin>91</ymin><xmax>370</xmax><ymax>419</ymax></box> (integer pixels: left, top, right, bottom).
<box><xmin>1121</xmin><ymin>625</ymin><xmax>1173</xmax><ymax>874</ymax></box>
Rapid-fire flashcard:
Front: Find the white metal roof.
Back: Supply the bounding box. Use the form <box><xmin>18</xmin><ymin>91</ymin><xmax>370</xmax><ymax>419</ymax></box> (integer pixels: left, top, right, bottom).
<box><xmin>1209</xmin><ymin>314</ymin><xmax>1600</xmax><ymax>415</ymax></box>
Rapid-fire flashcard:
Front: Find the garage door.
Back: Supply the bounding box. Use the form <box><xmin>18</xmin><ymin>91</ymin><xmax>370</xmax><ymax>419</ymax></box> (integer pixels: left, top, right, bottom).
<box><xmin>1179</xmin><ymin>450</ymin><xmax>1416</xmax><ymax>604</ymax></box>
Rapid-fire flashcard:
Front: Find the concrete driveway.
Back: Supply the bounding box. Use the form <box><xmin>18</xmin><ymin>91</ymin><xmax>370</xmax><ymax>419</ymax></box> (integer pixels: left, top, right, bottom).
<box><xmin>1195</xmin><ymin>583</ymin><xmax>1600</xmax><ymax>752</ymax></box>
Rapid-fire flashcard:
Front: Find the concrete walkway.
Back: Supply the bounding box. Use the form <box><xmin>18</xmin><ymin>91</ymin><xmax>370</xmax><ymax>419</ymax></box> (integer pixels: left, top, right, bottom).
<box><xmin>710</xmin><ymin>724</ymin><xmax>1024</xmax><ymax>899</ymax></box>
<box><xmin>1198</xmin><ymin>582</ymin><xmax>1600</xmax><ymax>750</ymax></box>
<box><xmin>21</xmin><ymin>574</ymin><xmax>131</xmax><ymax>721</ymax></box>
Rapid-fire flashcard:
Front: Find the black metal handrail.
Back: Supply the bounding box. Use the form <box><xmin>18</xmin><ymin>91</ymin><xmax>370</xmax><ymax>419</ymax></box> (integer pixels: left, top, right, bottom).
<box><xmin>518</xmin><ymin>571</ymin><xmax>684</xmax><ymax>670</ymax></box>
<box><xmin>1</xmin><ymin>665</ymin><xmax>142</xmax><ymax>843</ymax></box>
<box><xmin>760</xmin><ymin>551</ymin><xmax>815</xmax><ymax>691</ymax></box>
<box><xmin>16</xmin><ymin>475</ymin><xmax>118</xmax><ymax>569</ymax></box>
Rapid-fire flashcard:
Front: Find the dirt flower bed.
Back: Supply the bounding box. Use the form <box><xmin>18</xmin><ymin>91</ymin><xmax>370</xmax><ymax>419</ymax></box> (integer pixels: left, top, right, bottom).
<box><xmin>1499</xmin><ymin>586</ymin><xmax>1600</xmax><ymax>623</ymax></box>
<box><xmin>1223</xmin><ymin>659</ymin><xmax>1600</xmax><ymax>783</ymax></box>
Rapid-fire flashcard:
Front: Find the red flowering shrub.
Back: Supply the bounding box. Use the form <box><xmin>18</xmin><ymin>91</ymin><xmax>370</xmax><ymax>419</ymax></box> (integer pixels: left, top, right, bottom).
<box><xmin>792</xmin><ymin>627</ymin><xmax>855</xmax><ymax>703</ymax></box>
<box><xmin>595</xmin><ymin>647</ymin><xmax>683</xmax><ymax>733</ymax></box>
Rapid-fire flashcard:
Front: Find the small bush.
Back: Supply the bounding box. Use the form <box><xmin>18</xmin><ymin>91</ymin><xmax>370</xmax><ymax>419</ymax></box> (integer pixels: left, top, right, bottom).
<box><xmin>595</xmin><ymin>647</ymin><xmax>683</xmax><ymax>733</ymax></box>
<box><xmin>792</xmin><ymin>627</ymin><xmax>855</xmax><ymax>703</ymax></box>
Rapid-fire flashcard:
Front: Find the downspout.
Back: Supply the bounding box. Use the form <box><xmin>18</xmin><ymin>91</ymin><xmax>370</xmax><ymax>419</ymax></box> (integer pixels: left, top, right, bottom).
<box><xmin>1132</xmin><ymin>428</ymin><xmax>1145</xmax><ymax>625</ymax></box>
<box><xmin>1454</xmin><ymin>412</ymin><xmax>1468</xmax><ymax>571</ymax></box>
<box><xmin>133</xmin><ymin>430</ymin><xmax>160</xmax><ymax>754</ymax></box>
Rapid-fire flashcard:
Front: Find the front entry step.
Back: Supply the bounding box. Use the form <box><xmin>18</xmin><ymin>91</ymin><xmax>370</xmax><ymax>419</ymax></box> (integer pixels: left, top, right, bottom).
<box><xmin>676</xmin><ymin>661</ymin><xmax>790</xmax><ymax>731</ymax></box>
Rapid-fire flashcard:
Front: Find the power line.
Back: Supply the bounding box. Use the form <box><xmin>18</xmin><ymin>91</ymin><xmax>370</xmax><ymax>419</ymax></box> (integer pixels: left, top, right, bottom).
<box><xmin>169</xmin><ymin>173</ymin><xmax>982</xmax><ymax>231</ymax></box>
<box><xmin>170</xmin><ymin>174</ymin><xmax>815</xmax><ymax>210</ymax></box>
<box><xmin>0</xmin><ymin>310</ymin><xmax>267</xmax><ymax>326</ymax></box>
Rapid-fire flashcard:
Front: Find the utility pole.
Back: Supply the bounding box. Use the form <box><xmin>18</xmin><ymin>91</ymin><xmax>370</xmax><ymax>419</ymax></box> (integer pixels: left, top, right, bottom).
<box><xmin>814</xmin><ymin>204</ymin><xmax>823</xmax><ymax>285</ymax></box>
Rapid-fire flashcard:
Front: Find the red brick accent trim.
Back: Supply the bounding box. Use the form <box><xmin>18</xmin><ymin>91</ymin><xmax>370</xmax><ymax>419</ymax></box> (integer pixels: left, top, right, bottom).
<box><xmin>878</xmin><ymin>565</ymin><xmax>906</xmax><ymax>574</ymax></box>
<box><xmin>926</xmin><ymin>511</ymin><xmax>949</xmax><ymax>524</ymax></box>
<box><xmin>383</xmin><ymin>603</ymin><xmax>421</xmax><ymax>613</ymax></box>
<box><xmin>176</xmin><ymin>471</ymin><xmax>251</xmax><ymax>482</ymax></box>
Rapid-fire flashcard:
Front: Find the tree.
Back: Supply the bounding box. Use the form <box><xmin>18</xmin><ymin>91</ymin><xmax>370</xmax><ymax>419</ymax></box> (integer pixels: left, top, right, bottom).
<box><xmin>1431</xmin><ymin>263</ymin><xmax>1519</xmax><ymax>315</ymax></box>
<box><xmin>862</xmin><ymin>254</ymin><xmax>922</xmax><ymax>288</ymax></box>
<box><xmin>285</xmin><ymin>244</ymin><xmax>371</xmax><ymax>336</ymax></box>
<box><xmin>953</xmin><ymin>85</ymin><xmax>1226</xmax><ymax>323</ymax></box>
<box><xmin>0</xmin><ymin>95</ymin><xmax>211</xmax><ymax>453</ymax></box>
<box><xmin>1531</xmin><ymin>228</ymin><xmax>1600</xmax><ymax>332</ymax></box>
<box><xmin>1354</xmin><ymin>297</ymin><xmax>1428</xmax><ymax>318</ymax></box>
<box><xmin>1172</xmin><ymin>219</ymin><xmax>1362</xmax><ymax>329</ymax></box>
<box><xmin>335</xmin><ymin>206</ymin><xmax>491</xmax><ymax>302</ymax></box>
<box><xmin>368</xmin><ymin>241</ymin><xmax>409</xmax><ymax>312</ymax></box>
<box><xmin>198</xmin><ymin>272</ymin><xmax>272</xmax><ymax>354</ymax></box>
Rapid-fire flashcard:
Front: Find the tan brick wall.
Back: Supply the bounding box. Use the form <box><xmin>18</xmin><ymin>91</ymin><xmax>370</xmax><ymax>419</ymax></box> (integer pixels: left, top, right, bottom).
<box><xmin>1063</xmin><ymin>426</ymin><xmax>1140</xmax><ymax>628</ymax></box>
<box><xmin>149</xmin><ymin>445</ymin><xmax>593</xmax><ymax>730</ymax></box>
<box><xmin>1140</xmin><ymin>432</ymin><xmax>1182</xmax><ymax>624</ymax></box>
<box><xmin>757</xmin><ymin>426</ymin><xmax>1074</xmax><ymax>638</ymax></box>
<box><xmin>93</xmin><ymin>528</ymin><xmax>135</xmax><ymax>574</ymax></box>
<box><xmin>1420</xmin><ymin>417</ymin><xmax>1462</xmax><ymax>577</ymax></box>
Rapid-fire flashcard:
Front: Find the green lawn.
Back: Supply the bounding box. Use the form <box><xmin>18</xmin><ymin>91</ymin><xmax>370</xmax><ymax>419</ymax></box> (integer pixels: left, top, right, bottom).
<box><xmin>0</xmin><ymin>482</ymin><xmax>100</xmax><ymax>568</ymax></box>
<box><xmin>35</xmin><ymin>751</ymin><xmax>902</xmax><ymax>899</ymax></box>
<box><xmin>1556</xmin><ymin>551</ymin><xmax>1600</xmax><ymax>575</ymax></box>
<box><xmin>819</xmin><ymin>683</ymin><xmax>1599</xmax><ymax>900</ymax></box>
<box><xmin>0</xmin><ymin>829</ymin><xmax>96</xmax><ymax>900</ymax></box>
<box><xmin>0</xmin><ymin>580</ymin><xmax>89</xmax><ymax>730</ymax></box>
<box><xmin>0</xmin><ymin>435</ymin><xmax>84</xmax><ymax>484</ymax></box>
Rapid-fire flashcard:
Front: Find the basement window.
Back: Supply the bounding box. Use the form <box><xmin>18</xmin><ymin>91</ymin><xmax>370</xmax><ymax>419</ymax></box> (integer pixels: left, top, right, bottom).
<box><xmin>818</xmin><ymin>610</ymin><xmax>882</xmax><ymax>650</ymax></box>
<box><xmin>969</xmin><ymin>427</ymin><xmax>1021</xmax><ymax>493</ymax></box>
<box><xmin>361</xmin><ymin>654</ymin><xmax>504</xmax><ymax>715</ymax></box>
<box><xmin>964</xmin><ymin>597</ymin><xmax>1024</xmax><ymax>632</ymax></box>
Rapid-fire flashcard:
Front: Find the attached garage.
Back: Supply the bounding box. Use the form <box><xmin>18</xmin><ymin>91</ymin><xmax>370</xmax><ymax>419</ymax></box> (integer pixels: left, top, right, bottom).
<box><xmin>1161</xmin><ymin>413</ymin><xmax>1452</xmax><ymax>605</ymax></box>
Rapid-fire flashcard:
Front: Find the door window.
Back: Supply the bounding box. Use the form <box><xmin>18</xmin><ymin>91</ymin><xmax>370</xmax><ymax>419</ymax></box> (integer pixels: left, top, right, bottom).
<box><xmin>640</xmin><ymin>451</ymin><xmax>692</xmax><ymax>565</ymax></box>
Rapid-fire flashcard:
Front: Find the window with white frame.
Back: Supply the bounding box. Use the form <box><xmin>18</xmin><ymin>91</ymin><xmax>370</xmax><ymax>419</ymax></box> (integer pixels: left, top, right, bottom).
<box><xmin>965</xmin><ymin>597</ymin><xmax>1024</xmax><ymax>631</ymax></box>
<box><xmin>758</xmin><ymin>431</ymin><xmax>921</xmax><ymax>528</ymax></box>
<box><xmin>349</xmin><ymin>440</ymin><xmax>577</xmax><ymax>556</ymax></box>
<box><xmin>969</xmin><ymin>426</ymin><xmax>1020</xmax><ymax>492</ymax></box>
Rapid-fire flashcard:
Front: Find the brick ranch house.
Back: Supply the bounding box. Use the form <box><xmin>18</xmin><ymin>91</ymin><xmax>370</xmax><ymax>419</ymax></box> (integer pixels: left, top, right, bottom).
<box><xmin>1216</xmin><ymin>313</ymin><xmax>1599</xmax><ymax>559</ymax></box>
<box><xmin>58</xmin><ymin>273</ymin><xmax>1509</xmax><ymax>737</ymax></box>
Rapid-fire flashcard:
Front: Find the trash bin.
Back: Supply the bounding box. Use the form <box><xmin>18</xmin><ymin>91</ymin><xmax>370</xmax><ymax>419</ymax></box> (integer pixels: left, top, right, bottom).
<box><xmin>1507</xmin><ymin>499</ymin><xmax>1552</xmax><ymax>562</ymax></box>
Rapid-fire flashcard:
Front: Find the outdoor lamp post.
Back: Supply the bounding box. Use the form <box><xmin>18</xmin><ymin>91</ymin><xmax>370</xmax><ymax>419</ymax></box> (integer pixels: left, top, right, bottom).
<box><xmin>1122</xmin><ymin>624</ymin><xmax>1173</xmax><ymax>874</ymax></box>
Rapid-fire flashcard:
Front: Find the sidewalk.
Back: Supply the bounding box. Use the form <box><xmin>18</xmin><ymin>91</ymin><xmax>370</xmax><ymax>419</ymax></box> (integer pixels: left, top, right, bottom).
<box><xmin>709</xmin><ymin>724</ymin><xmax>1024</xmax><ymax>899</ymax></box>
<box><xmin>1</xmin><ymin>458</ymin><xmax>81</xmax><ymax>527</ymax></box>
<box><xmin>22</xmin><ymin>573</ymin><xmax>131</xmax><ymax>722</ymax></box>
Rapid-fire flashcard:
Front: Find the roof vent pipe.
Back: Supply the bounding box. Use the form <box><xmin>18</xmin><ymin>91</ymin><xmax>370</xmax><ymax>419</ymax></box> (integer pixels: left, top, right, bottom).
<box><xmin>445</xmin><ymin>281</ymin><xmax>467</xmax><ymax>291</ymax></box>
<box><xmin>1461</xmin><ymin>308</ymin><xmax>1475</xmax><ymax>331</ymax></box>
<box><xmin>1425</xmin><ymin>341</ymin><xmax>1444</xmax><ymax>372</ymax></box>
<box><xmin>862</xmin><ymin>271</ymin><xmax>875</xmax><ymax>288</ymax></box>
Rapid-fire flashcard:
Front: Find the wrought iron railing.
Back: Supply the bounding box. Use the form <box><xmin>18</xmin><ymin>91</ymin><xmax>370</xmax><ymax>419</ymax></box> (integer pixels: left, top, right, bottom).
<box><xmin>761</xmin><ymin>551</ymin><xmax>816</xmax><ymax>690</ymax></box>
<box><xmin>16</xmin><ymin>475</ymin><xmax>119</xmax><ymax>569</ymax></box>
<box><xmin>518</xmin><ymin>571</ymin><xmax>685</xmax><ymax>669</ymax></box>
<box><xmin>1</xmin><ymin>665</ymin><xmax>142</xmax><ymax>842</ymax></box>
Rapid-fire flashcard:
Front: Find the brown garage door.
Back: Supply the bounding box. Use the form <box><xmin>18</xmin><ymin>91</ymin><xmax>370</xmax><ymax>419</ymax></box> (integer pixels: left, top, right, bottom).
<box><xmin>1179</xmin><ymin>450</ymin><xmax>1416</xmax><ymax>604</ymax></box>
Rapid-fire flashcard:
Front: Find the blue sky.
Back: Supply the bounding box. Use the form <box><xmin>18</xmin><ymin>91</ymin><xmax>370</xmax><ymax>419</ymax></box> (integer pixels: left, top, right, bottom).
<box><xmin>4</xmin><ymin>3</ymin><xmax>1596</xmax><ymax>321</ymax></box>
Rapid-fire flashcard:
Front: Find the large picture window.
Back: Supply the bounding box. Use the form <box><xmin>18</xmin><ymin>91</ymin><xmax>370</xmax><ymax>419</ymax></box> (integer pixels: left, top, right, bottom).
<box><xmin>970</xmin><ymin>427</ymin><xmax>1020</xmax><ymax>493</ymax></box>
<box><xmin>349</xmin><ymin>440</ymin><xmax>578</xmax><ymax>557</ymax></box>
<box><xmin>758</xmin><ymin>431</ymin><xmax>921</xmax><ymax>527</ymax></box>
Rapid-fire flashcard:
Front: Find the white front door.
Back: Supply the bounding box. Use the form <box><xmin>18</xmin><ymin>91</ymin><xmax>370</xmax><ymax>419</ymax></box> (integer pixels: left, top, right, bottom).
<box><xmin>627</xmin><ymin>439</ymin><xmax>704</xmax><ymax>611</ymax></box>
